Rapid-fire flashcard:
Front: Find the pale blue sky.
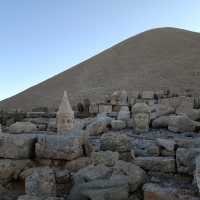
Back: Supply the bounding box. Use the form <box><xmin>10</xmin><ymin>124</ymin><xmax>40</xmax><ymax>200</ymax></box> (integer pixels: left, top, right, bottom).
<box><xmin>0</xmin><ymin>0</ymin><xmax>200</xmax><ymax>101</ymax></box>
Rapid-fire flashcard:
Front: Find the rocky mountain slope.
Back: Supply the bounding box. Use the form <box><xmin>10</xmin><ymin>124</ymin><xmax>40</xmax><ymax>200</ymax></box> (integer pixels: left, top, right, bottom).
<box><xmin>1</xmin><ymin>27</ymin><xmax>200</xmax><ymax>111</ymax></box>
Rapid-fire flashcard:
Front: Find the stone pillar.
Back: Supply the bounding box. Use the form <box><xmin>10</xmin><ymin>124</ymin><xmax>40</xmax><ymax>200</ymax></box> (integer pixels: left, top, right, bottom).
<box><xmin>57</xmin><ymin>91</ymin><xmax>74</xmax><ymax>134</ymax></box>
<box><xmin>132</xmin><ymin>102</ymin><xmax>150</xmax><ymax>133</ymax></box>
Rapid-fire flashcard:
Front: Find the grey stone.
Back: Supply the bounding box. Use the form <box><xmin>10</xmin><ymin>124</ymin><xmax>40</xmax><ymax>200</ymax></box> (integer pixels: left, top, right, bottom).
<box><xmin>18</xmin><ymin>195</ymin><xmax>64</xmax><ymax>200</ymax></box>
<box><xmin>91</xmin><ymin>151</ymin><xmax>119</xmax><ymax>167</ymax></box>
<box><xmin>133</xmin><ymin>157</ymin><xmax>175</xmax><ymax>173</ymax></box>
<box><xmin>9</xmin><ymin>122</ymin><xmax>37</xmax><ymax>133</ymax></box>
<box><xmin>113</xmin><ymin>160</ymin><xmax>146</xmax><ymax>192</ymax></box>
<box><xmin>129</xmin><ymin>138</ymin><xmax>159</xmax><ymax>157</ymax></box>
<box><xmin>0</xmin><ymin>134</ymin><xmax>36</xmax><ymax>159</ymax></box>
<box><xmin>86</xmin><ymin>116</ymin><xmax>112</xmax><ymax>136</ymax></box>
<box><xmin>168</xmin><ymin>114</ymin><xmax>197</xmax><ymax>133</ymax></box>
<box><xmin>25</xmin><ymin>167</ymin><xmax>56</xmax><ymax>197</ymax></box>
<box><xmin>156</xmin><ymin>138</ymin><xmax>176</xmax><ymax>151</ymax></box>
<box><xmin>36</xmin><ymin>131</ymin><xmax>88</xmax><ymax>160</ymax></box>
<box><xmin>101</xmin><ymin>132</ymin><xmax>130</xmax><ymax>153</ymax></box>
<box><xmin>176</xmin><ymin>148</ymin><xmax>200</xmax><ymax>174</ymax></box>
<box><xmin>152</xmin><ymin>116</ymin><xmax>170</xmax><ymax>129</ymax></box>
<box><xmin>0</xmin><ymin>159</ymin><xmax>32</xmax><ymax>182</ymax></box>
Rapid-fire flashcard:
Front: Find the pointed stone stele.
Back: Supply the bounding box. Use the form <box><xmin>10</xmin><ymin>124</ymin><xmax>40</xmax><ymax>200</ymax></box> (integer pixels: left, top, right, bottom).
<box><xmin>57</xmin><ymin>91</ymin><xmax>74</xmax><ymax>134</ymax></box>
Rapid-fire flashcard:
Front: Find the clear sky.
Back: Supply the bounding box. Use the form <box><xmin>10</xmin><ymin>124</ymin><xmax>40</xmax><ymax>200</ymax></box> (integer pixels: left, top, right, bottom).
<box><xmin>0</xmin><ymin>0</ymin><xmax>200</xmax><ymax>101</ymax></box>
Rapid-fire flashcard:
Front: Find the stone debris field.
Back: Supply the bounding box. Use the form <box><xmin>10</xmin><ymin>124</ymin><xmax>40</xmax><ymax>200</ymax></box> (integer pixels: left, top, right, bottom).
<box><xmin>0</xmin><ymin>90</ymin><xmax>200</xmax><ymax>200</ymax></box>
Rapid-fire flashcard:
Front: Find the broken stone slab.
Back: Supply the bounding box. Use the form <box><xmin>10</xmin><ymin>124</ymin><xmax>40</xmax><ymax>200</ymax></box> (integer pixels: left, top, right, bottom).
<box><xmin>143</xmin><ymin>183</ymin><xmax>199</xmax><ymax>200</ymax></box>
<box><xmin>18</xmin><ymin>195</ymin><xmax>64</xmax><ymax>200</ymax></box>
<box><xmin>113</xmin><ymin>160</ymin><xmax>146</xmax><ymax>192</ymax></box>
<box><xmin>69</xmin><ymin>175</ymin><xmax>129</xmax><ymax>200</ymax></box>
<box><xmin>168</xmin><ymin>114</ymin><xmax>198</xmax><ymax>133</ymax></box>
<box><xmin>194</xmin><ymin>155</ymin><xmax>200</xmax><ymax>193</ymax></box>
<box><xmin>0</xmin><ymin>159</ymin><xmax>32</xmax><ymax>183</ymax></box>
<box><xmin>100</xmin><ymin>132</ymin><xmax>130</xmax><ymax>153</ymax></box>
<box><xmin>152</xmin><ymin>116</ymin><xmax>170</xmax><ymax>129</ymax></box>
<box><xmin>111</xmin><ymin>120</ymin><xmax>126</xmax><ymax>130</ymax></box>
<box><xmin>35</xmin><ymin>130</ymin><xmax>88</xmax><ymax>160</ymax></box>
<box><xmin>25</xmin><ymin>167</ymin><xmax>56</xmax><ymax>197</ymax></box>
<box><xmin>86</xmin><ymin>116</ymin><xmax>112</xmax><ymax>136</ymax></box>
<box><xmin>9</xmin><ymin>122</ymin><xmax>37</xmax><ymax>134</ymax></box>
<box><xmin>0</xmin><ymin>133</ymin><xmax>36</xmax><ymax>159</ymax></box>
<box><xmin>74</xmin><ymin>164</ymin><xmax>112</xmax><ymax>184</ymax></box>
<box><xmin>80</xmin><ymin>176</ymin><xmax>129</xmax><ymax>200</ymax></box>
<box><xmin>156</xmin><ymin>138</ymin><xmax>176</xmax><ymax>151</ymax></box>
<box><xmin>133</xmin><ymin>157</ymin><xmax>175</xmax><ymax>173</ymax></box>
<box><xmin>91</xmin><ymin>151</ymin><xmax>119</xmax><ymax>167</ymax></box>
<box><xmin>129</xmin><ymin>138</ymin><xmax>159</xmax><ymax>157</ymax></box>
<box><xmin>176</xmin><ymin>148</ymin><xmax>200</xmax><ymax>174</ymax></box>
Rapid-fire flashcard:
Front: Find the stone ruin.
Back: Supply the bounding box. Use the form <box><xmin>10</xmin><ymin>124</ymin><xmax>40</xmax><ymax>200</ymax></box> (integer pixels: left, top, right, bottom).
<box><xmin>0</xmin><ymin>90</ymin><xmax>200</xmax><ymax>199</ymax></box>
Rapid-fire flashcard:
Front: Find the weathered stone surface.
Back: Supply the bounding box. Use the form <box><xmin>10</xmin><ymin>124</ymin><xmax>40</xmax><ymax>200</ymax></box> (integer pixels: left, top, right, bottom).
<box><xmin>111</xmin><ymin>90</ymin><xmax>128</xmax><ymax>105</ymax></box>
<box><xmin>0</xmin><ymin>134</ymin><xmax>36</xmax><ymax>159</ymax></box>
<box><xmin>194</xmin><ymin>155</ymin><xmax>200</xmax><ymax>193</ymax></box>
<box><xmin>64</xmin><ymin>157</ymin><xmax>92</xmax><ymax>172</ymax></box>
<box><xmin>0</xmin><ymin>159</ymin><xmax>32</xmax><ymax>182</ymax></box>
<box><xmin>101</xmin><ymin>132</ymin><xmax>130</xmax><ymax>153</ymax></box>
<box><xmin>168</xmin><ymin>114</ymin><xmax>198</xmax><ymax>133</ymax></box>
<box><xmin>111</xmin><ymin>120</ymin><xmax>126</xmax><ymax>130</ymax></box>
<box><xmin>25</xmin><ymin>167</ymin><xmax>56</xmax><ymax>197</ymax></box>
<box><xmin>156</xmin><ymin>138</ymin><xmax>176</xmax><ymax>152</ymax></box>
<box><xmin>74</xmin><ymin>164</ymin><xmax>112</xmax><ymax>183</ymax></box>
<box><xmin>143</xmin><ymin>183</ymin><xmax>199</xmax><ymax>200</ymax></box>
<box><xmin>35</xmin><ymin>131</ymin><xmax>87</xmax><ymax>160</ymax></box>
<box><xmin>113</xmin><ymin>160</ymin><xmax>146</xmax><ymax>192</ymax></box>
<box><xmin>57</xmin><ymin>91</ymin><xmax>74</xmax><ymax>134</ymax></box>
<box><xmin>86</xmin><ymin>116</ymin><xmax>112</xmax><ymax>136</ymax></box>
<box><xmin>69</xmin><ymin>175</ymin><xmax>129</xmax><ymax>200</ymax></box>
<box><xmin>176</xmin><ymin>148</ymin><xmax>200</xmax><ymax>174</ymax></box>
<box><xmin>81</xmin><ymin>176</ymin><xmax>129</xmax><ymax>200</ymax></box>
<box><xmin>132</xmin><ymin>102</ymin><xmax>150</xmax><ymax>133</ymax></box>
<box><xmin>150</xmin><ymin>104</ymin><xmax>175</xmax><ymax>120</ymax></box>
<box><xmin>129</xmin><ymin>138</ymin><xmax>159</xmax><ymax>157</ymax></box>
<box><xmin>18</xmin><ymin>195</ymin><xmax>64</xmax><ymax>200</ymax></box>
<box><xmin>133</xmin><ymin>157</ymin><xmax>175</xmax><ymax>173</ymax></box>
<box><xmin>152</xmin><ymin>116</ymin><xmax>170</xmax><ymax>129</ymax></box>
<box><xmin>9</xmin><ymin>122</ymin><xmax>37</xmax><ymax>133</ymax></box>
<box><xmin>91</xmin><ymin>151</ymin><xmax>119</xmax><ymax>167</ymax></box>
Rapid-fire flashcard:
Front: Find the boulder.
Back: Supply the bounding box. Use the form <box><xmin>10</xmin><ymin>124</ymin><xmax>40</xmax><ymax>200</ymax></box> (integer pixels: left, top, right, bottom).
<box><xmin>36</xmin><ymin>131</ymin><xmax>89</xmax><ymax>160</ymax></box>
<box><xmin>117</xmin><ymin>106</ymin><xmax>130</xmax><ymax>122</ymax></box>
<box><xmin>168</xmin><ymin>114</ymin><xmax>198</xmax><ymax>133</ymax></box>
<box><xmin>25</xmin><ymin>167</ymin><xmax>56</xmax><ymax>197</ymax></box>
<box><xmin>0</xmin><ymin>134</ymin><xmax>36</xmax><ymax>159</ymax></box>
<box><xmin>194</xmin><ymin>155</ymin><xmax>200</xmax><ymax>193</ymax></box>
<box><xmin>113</xmin><ymin>160</ymin><xmax>146</xmax><ymax>192</ymax></box>
<box><xmin>101</xmin><ymin>132</ymin><xmax>130</xmax><ymax>153</ymax></box>
<box><xmin>156</xmin><ymin>138</ymin><xmax>176</xmax><ymax>152</ymax></box>
<box><xmin>111</xmin><ymin>120</ymin><xmax>126</xmax><ymax>130</ymax></box>
<box><xmin>176</xmin><ymin>148</ymin><xmax>200</xmax><ymax>174</ymax></box>
<box><xmin>9</xmin><ymin>122</ymin><xmax>37</xmax><ymax>133</ymax></box>
<box><xmin>86</xmin><ymin>116</ymin><xmax>112</xmax><ymax>136</ymax></box>
<box><xmin>74</xmin><ymin>164</ymin><xmax>112</xmax><ymax>184</ymax></box>
<box><xmin>143</xmin><ymin>183</ymin><xmax>199</xmax><ymax>200</ymax></box>
<box><xmin>152</xmin><ymin>116</ymin><xmax>170</xmax><ymax>129</ymax></box>
<box><xmin>0</xmin><ymin>159</ymin><xmax>32</xmax><ymax>183</ymax></box>
<box><xmin>69</xmin><ymin>175</ymin><xmax>129</xmax><ymax>200</ymax></box>
<box><xmin>129</xmin><ymin>138</ymin><xmax>159</xmax><ymax>157</ymax></box>
<box><xmin>47</xmin><ymin>118</ymin><xmax>57</xmax><ymax>132</ymax></box>
<box><xmin>18</xmin><ymin>195</ymin><xmax>64</xmax><ymax>200</ymax></box>
<box><xmin>91</xmin><ymin>151</ymin><xmax>119</xmax><ymax>167</ymax></box>
<box><xmin>133</xmin><ymin>157</ymin><xmax>175</xmax><ymax>173</ymax></box>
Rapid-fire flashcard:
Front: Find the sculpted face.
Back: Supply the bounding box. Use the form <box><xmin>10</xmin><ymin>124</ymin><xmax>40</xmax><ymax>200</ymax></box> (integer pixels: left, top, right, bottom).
<box><xmin>134</xmin><ymin>112</ymin><xmax>149</xmax><ymax>132</ymax></box>
<box><xmin>62</xmin><ymin>115</ymin><xmax>74</xmax><ymax>129</ymax></box>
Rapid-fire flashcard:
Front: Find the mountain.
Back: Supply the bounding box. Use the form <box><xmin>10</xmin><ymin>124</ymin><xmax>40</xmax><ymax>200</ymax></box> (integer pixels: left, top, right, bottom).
<box><xmin>1</xmin><ymin>27</ymin><xmax>200</xmax><ymax>111</ymax></box>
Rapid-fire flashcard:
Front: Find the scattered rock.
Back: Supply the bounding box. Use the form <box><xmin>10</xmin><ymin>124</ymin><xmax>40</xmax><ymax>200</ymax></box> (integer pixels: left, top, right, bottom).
<box><xmin>9</xmin><ymin>122</ymin><xmax>37</xmax><ymax>133</ymax></box>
